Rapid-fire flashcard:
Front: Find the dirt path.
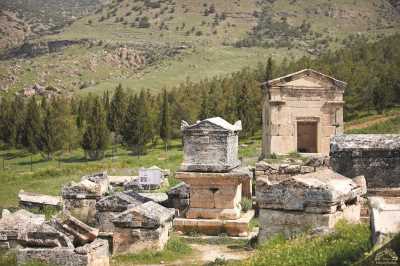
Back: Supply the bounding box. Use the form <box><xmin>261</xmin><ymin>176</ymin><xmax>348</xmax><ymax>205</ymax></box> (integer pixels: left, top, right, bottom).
<box><xmin>345</xmin><ymin>114</ymin><xmax>398</xmax><ymax>131</ymax></box>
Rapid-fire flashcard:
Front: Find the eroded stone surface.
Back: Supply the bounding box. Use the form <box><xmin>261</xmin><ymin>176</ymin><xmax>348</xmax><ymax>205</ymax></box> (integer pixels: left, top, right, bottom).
<box><xmin>112</xmin><ymin>201</ymin><xmax>174</xmax><ymax>229</ymax></box>
<box><xmin>256</xmin><ymin>169</ymin><xmax>363</xmax><ymax>213</ymax></box>
<box><xmin>330</xmin><ymin>134</ymin><xmax>400</xmax><ymax>188</ymax></box>
<box><xmin>258</xmin><ymin>204</ymin><xmax>361</xmax><ymax>242</ymax></box>
<box><xmin>18</xmin><ymin>190</ymin><xmax>62</xmax><ymax>209</ymax></box>
<box><xmin>16</xmin><ymin>239</ymin><xmax>110</xmax><ymax>266</ymax></box>
<box><xmin>167</xmin><ymin>182</ymin><xmax>190</xmax><ymax>217</ymax></box>
<box><xmin>180</xmin><ymin>117</ymin><xmax>242</xmax><ymax>172</ymax></box>
<box><xmin>369</xmin><ymin>196</ymin><xmax>400</xmax><ymax>245</ymax></box>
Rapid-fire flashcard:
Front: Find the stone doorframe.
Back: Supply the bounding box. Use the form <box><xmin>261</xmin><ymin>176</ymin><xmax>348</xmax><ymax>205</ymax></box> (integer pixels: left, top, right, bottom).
<box><xmin>295</xmin><ymin>117</ymin><xmax>320</xmax><ymax>153</ymax></box>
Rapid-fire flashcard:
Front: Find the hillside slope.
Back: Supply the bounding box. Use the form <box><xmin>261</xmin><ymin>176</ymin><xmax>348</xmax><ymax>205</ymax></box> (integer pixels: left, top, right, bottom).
<box><xmin>0</xmin><ymin>0</ymin><xmax>399</xmax><ymax>95</ymax></box>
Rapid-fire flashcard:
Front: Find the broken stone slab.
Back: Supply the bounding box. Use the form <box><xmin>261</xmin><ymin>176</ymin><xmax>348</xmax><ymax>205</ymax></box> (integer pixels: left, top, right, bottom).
<box><xmin>112</xmin><ymin>221</ymin><xmax>172</xmax><ymax>255</ymax></box>
<box><xmin>1</xmin><ymin>209</ymin><xmax>10</xmax><ymax>218</ymax></box>
<box><xmin>369</xmin><ymin>196</ymin><xmax>400</xmax><ymax>245</ymax></box>
<box><xmin>18</xmin><ymin>222</ymin><xmax>73</xmax><ymax>248</ymax></box>
<box><xmin>256</xmin><ymin>169</ymin><xmax>364</xmax><ymax>213</ymax></box>
<box><xmin>18</xmin><ymin>190</ymin><xmax>62</xmax><ymax>210</ymax></box>
<box><xmin>138</xmin><ymin>192</ymin><xmax>168</xmax><ymax>206</ymax></box>
<box><xmin>108</xmin><ymin>176</ymin><xmax>136</xmax><ymax>187</ymax></box>
<box><xmin>95</xmin><ymin>192</ymin><xmax>147</xmax><ymax>232</ymax></box>
<box><xmin>180</xmin><ymin>117</ymin><xmax>242</xmax><ymax>172</ymax></box>
<box><xmin>54</xmin><ymin>214</ymin><xmax>99</xmax><ymax>245</ymax></box>
<box><xmin>258</xmin><ymin>204</ymin><xmax>361</xmax><ymax>242</ymax></box>
<box><xmin>62</xmin><ymin>179</ymin><xmax>103</xmax><ymax>199</ymax></box>
<box><xmin>330</xmin><ymin>134</ymin><xmax>400</xmax><ymax>188</ymax></box>
<box><xmin>16</xmin><ymin>239</ymin><xmax>110</xmax><ymax>266</ymax></box>
<box><xmin>81</xmin><ymin>171</ymin><xmax>110</xmax><ymax>195</ymax></box>
<box><xmin>167</xmin><ymin>183</ymin><xmax>190</xmax><ymax>217</ymax></box>
<box><xmin>0</xmin><ymin>209</ymin><xmax>45</xmax><ymax>249</ymax></box>
<box><xmin>112</xmin><ymin>201</ymin><xmax>174</xmax><ymax>229</ymax></box>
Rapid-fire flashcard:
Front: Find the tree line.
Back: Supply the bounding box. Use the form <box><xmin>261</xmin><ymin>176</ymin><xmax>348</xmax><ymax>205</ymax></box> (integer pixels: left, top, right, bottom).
<box><xmin>0</xmin><ymin>34</ymin><xmax>399</xmax><ymax>160</ymax></box>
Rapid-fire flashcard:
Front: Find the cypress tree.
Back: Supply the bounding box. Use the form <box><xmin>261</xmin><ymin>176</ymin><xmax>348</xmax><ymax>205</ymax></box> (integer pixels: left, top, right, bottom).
<box><xmin>0</xmin><ymin>96</ymin><xmax>16</xmax><ymax>147</ymax></box>
<box><xmin>122</xmin><ymin>91</ymin><xmax>151</xmax><ymax>155</ymax></box>
<box><xmin>108</xmin><ymin>84</ymin><xmax>127</xmax><ymax>135</ymax></box>
<box><xmin>23</xmin><ymin>96</ymin><xmax>42</xmax><ymax>154</ymax></box>
<box><xmin>82</xmin><ymin>97</ymin><xmax>110</xmax><ymax>160</ymax></box>
<box><xmin>199</xmin><ymin>89</ymin><xmax>210</xmax><ymax>120</ymax></box>
<box><xmin>12</xmin><ymin>95</ymin><xmax>26</xmax><ymax>147</ymax></box>
<box><xmin>159</xmin><ymin>89</ymin><xmax>171</xmax><ymax>150</ymax></box>
<box><xmin>265</xmin><ymin>57</ymin><xmax>273</xmax><ymax>82</ymax></box>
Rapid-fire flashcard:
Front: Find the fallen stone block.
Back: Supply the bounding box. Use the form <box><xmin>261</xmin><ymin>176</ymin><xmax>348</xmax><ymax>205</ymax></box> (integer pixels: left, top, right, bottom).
<box><xmin>111</xmin><ymin>201</ymin><xmax>174</xmax><ymax>254</ymax></box>
<box><xmin>18</xmin><ymin>190</ymin><xmax>62</xmax><ymax>210</ymax></box>
<box><xmin>16</xmin><ymin>239</ymin><xmax>110</xmax><ymax>266</ymax></box>
<box><xmin>369</xmin><ymin>196</ymin><xmax>400</xmax><ymax>245</ymax></box>
<box><xmin>258</xmin><ymin>204</ymin><xmax>361</xmax><ymax>242</ymax></box>
<box><xmin>0</xmin><ymin>209</ymin><xmax>45</xmax><ymax>249</ymax></box>
<box><xmin>54</xmin><ymin>214</ymin><xmax>99</xmax><ymax>246</ymax></box>
<box><xmin>19</xmin><ymin>222</ymin><xmax>73</xmax><ymax>248</ymax></box>
<box><xmin>95</xmin><ymin>192</ymin><xmax>146</xmax><ymax>232</ymax></box>
<box><xmin>256</xmin><ymin>169</ymin><xmax>364</xmax><ymax>213</ymax></box>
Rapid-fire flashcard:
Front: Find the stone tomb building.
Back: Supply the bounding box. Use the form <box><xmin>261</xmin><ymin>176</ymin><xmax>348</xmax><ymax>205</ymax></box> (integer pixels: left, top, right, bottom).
<box><xmin>261</xmin><ymin>69</ymin><xmax>346</xmax><ymax>156</ymax></box>
<box><xmin>175</xmin><ymin>117</ymin><xmax>254</xmax><ymax>237</ymax></box>
<box><xmin>180</xmin><ymin>117</ymin><xmax>242</xmax><ymax>172</ymax></box>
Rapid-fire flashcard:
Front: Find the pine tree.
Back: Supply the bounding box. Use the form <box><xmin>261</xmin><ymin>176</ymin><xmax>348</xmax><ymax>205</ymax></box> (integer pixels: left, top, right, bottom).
<box><xmin>159</xmin><ymin>89</ymin><xmax>171</xmax><ymax>150</ymax></box>
<box><xmin>23</xmin><ymin>96</ymin><xmax>42</xmax><ymax>154</ymax></box>
<box><xmin>108</xmin><ymin>84</ymin><xmax>127</xmax><ymax>135</ymax></box>
<box><xmin>236</xmin><ymin>83</ymin><xmax>257</xmax><ymax>137</ymax></box>
<box><xmin>82</xmin><ymin>97</ymin><xmax>110</xmax><ymax>160</ymax></box>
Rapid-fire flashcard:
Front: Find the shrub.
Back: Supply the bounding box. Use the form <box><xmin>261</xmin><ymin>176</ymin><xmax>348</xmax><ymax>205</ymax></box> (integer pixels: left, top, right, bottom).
<box><xmin>241</xmin><ymin>197</ymin><xmax>252</xmax><ymax>212</ymax></box>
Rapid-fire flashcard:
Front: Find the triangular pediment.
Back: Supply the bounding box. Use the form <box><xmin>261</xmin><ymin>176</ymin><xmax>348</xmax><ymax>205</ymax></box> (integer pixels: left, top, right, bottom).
<box><xmin>282</xmin><ymin>76</ymin><xmax>326</xmax><ymax>88</ymax></box>
<box><xmin>265</xmin><ymin>69</ymin><xmax>346</xmax><ymax>90</ymax></box>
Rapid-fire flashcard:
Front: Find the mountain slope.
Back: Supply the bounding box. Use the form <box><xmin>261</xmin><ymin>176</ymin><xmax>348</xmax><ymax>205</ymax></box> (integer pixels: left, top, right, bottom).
<box><xmin>0</xmin><ymin>0</ymin><xmax>399</xmax><ymax>95</ymax></box>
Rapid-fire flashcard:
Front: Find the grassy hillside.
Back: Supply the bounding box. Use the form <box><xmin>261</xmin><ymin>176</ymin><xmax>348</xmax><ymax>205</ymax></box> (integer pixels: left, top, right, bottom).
<box><xmin>0</xmin><ymin>0</ymin><xmax>399</xmax><ymax>95</ymax></box>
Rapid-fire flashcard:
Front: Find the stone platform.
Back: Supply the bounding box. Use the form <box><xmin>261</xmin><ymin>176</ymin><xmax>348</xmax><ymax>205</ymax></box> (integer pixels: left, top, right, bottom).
<box><xmin>174</xmin><ymin>210</ymin><xmax>254</xmax><ymax>237</ymax></box>
<box><xmin>176</xmin><ymin>171</ymin><xmax>252</xmax><ymax>220</ymax></box>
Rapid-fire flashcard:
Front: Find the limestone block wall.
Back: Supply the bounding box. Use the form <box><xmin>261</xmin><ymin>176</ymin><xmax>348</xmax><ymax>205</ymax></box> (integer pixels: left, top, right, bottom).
<box><xmin>331</xmin><ymin>134</ymin><xmax>400</xmax><ymax>188</ymax></box>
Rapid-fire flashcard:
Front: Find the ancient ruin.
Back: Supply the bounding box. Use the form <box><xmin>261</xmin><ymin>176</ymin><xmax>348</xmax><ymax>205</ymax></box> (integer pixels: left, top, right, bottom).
<box><xmin>180</xmin><ymin>117</ymin><xmax>242</xmax><ymax>172</ymax></box>
<box><xmin>331</xmin><ymin>134</ymin><xmax>400</xmax><ymax>188</ymax></box>
<box><xmin>261</xmin><ymin>69</ymin><xmax>346</xmax><ymax>156</ymax></box>
<box><xmin>174</xmin><ymin>117</ymin><xmax>254</xmax><ymax>237</ymax></box>
<box><xmin>256</xmin><ymin>167</ymin><xmax>364</xmax><ymax>241</ymax></box>
<box><xmin>62</xmin><ymin>172</ymin><xmax>111</xmax><ymax>225</ymax></box>
<box><xmin>111</xmin><ymin>201</ymin><xmax>174</xmax><ymax>254</ymax></box>
<box><xmin>18</xmin><ymin>190</ymin><xmax>62</xmax><ymax>210</ymax></box>
<box><xmin>369</xmin><ymin>197</ymin><xmax>400</xmax><ymax>245</ymax></box>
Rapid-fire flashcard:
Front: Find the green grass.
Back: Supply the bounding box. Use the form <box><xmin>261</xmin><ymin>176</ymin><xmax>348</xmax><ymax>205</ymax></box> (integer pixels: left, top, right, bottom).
<box><xmin>111</xmin><ymin>236</ymin><xmax>192</xmax><ymax>265</ymax></box>
<box><xmin>243</xmin><ymin>221</ymin><xmax>372</xmax><ymax>266</ymax></box>
<box><xmin>346</xmin><ymin>115</ymin><xmax>400</xmax><ymax>134</ymax></box>
<box><xmin>0</xmin><ymin>136</ymin><xmax>261</xmax><ymax>208</ymax></box>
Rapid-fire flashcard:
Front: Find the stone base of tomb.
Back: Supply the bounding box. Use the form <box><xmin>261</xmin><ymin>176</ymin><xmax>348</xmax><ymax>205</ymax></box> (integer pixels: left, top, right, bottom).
<box><xmin>186</xmin><ymin>207</ymin><xmax>241</xmax><ymax>220</ymax></box>
<box><xmin>258</xmin><ymin>204</ymin><xmax>361</xmax><ymax>243</ymax></box>
<box><xmin>63</xmin><ymin>198</ymin><xmax>97</xmax><ymax>226</ymax></box>
<box><xmin>112</xmin><ymin>222</ymin><xmax>172</xmax><ymax>255</ymax></box>
<box><xmin>174</xmin><ymin>210</ymin><xmax>254</xmax><ymax>237</ymax></box>
<box><xmin>16</xmin><ymin>239</ymin><xmax>109</xmax><ymax>266</ymax></box>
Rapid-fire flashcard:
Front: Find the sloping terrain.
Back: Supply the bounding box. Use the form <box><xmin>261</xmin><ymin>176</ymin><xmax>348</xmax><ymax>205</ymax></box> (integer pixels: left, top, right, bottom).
<box><xmin>0</xmin><ymin>0</ymin><xmax>399</xmax><ymax>95</ymax></box>
<box><xmin>0</xmin><ymin>0</ymin><xmax>109</xmax><ymax>48</ymax></box>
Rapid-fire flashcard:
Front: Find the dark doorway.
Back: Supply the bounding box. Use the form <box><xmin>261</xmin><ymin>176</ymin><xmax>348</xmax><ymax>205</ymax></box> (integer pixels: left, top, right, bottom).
<box><xmin>297</xmin><ymin>121</ymin><xmax>317</xmax><ymax>153</ymax></box>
